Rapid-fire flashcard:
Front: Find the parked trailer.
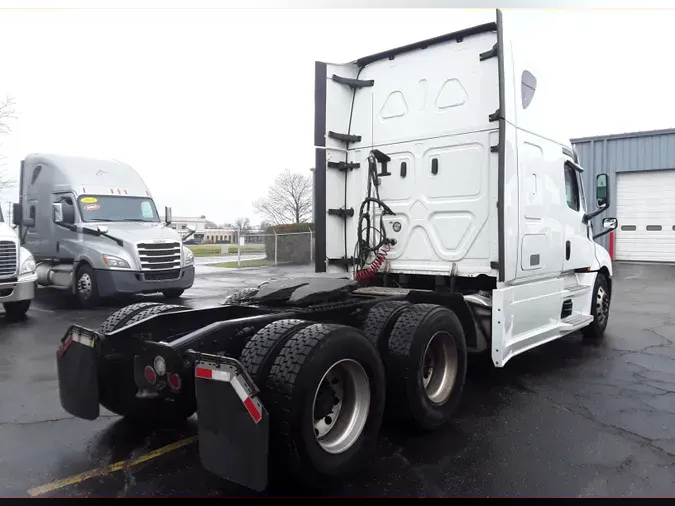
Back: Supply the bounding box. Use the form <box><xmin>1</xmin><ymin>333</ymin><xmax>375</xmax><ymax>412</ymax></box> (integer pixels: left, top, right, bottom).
<box><xmin>56</xmin><ymin>10</ymin><xmax>618</xmax><ymax>492</ymax></box>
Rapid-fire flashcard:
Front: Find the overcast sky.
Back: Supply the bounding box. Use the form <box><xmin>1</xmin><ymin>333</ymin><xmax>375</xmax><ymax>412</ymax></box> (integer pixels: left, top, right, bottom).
<box><xmin>0</xmin><ymin>7</ymin><xmax>674</xmax><ymax>224</ymax></box>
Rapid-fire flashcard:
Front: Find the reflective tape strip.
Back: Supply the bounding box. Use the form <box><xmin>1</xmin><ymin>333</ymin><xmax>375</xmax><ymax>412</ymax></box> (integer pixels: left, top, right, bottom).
<box><xmin>231</xmin><ymin>375</ymin><xmax>262</xmax><ymax>423</ymax></box>
<box><xmin>71</xmin><ymin>333</ymin><xmax>95</xmax><ymax>348</ymax></box>
<box><xmin>194</xmin><ymin>365</ymin><xmax>263</xmax><ymax>423</ymax></box>
<box><xmin>195</xmin><ymin>366</ymin><xmax>230</xmax><ymax>382</ymax></box>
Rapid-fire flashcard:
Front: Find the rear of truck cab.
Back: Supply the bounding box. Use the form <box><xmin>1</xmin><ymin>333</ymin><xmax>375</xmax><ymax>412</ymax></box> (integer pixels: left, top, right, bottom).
<box><xmin>314</xmin><ymin>9</ymin><xmax>616</xmax><ymax>366</ymax></box>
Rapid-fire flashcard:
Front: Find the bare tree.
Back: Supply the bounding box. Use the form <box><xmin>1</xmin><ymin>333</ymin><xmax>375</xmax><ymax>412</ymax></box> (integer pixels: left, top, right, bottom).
<box><xmin>253</xmin><ymin>169</ymin><xmax>313</xmax><ymax>226</ymax></box>
<box><xmin>234</xmin><ymin>217</ymin><xmax>251</xmax><ymax>242</ymax></box>
<box><xmin>0</xmin><ymin>96</ymin><xmax>17</xmax><ymax>192</ymax></box>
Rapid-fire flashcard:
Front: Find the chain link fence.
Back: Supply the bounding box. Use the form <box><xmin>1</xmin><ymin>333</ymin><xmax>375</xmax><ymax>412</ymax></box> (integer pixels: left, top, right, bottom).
<box><xmin>230</xmin><ymin>230</ymin><xmax>315</xmax><ymax>268</ymax></box>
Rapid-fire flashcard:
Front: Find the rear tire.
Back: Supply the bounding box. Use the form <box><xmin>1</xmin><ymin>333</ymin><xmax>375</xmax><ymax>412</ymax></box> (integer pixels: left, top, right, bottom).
<box><xmin>582</xmin><ymin>273</ymin><xmax>611</xmax><ymax>339</ymax></box>
<box><xmin>222</xmin><ymin>287</ymin><xmax>259</xmax><ymax>305</ymax></box>
<box><xmin>264</xmin><ymin>324</ymin><xmax>386</xmax><ymax>489</ymax></box>
<box><xmin>98</xmin><ymin>302</ymin><xmax>164</xmax><ymax>334</ymax></box>
<box><xmin>98</xmin><ymin>303</ymin><xmax>195</xmax><ymax>425</ymax></box>
<box><xmin>3</xmin><ymin>300</ymin><xmax>31</xmax><ymax>322</ymax></box>
<box><xmin>385</xmin><ymin>303</ymin><xmax>467</xmax><ymax>431</ymax></box>
<box><xmin>75</xmin><ymin>264</ymin><xmax>100</xmax><ymax>309</ymax></box>
<box><xmin>240</xmin><ymin>319</ymin><xmax>312</xmax><ymax>387</ymax></box>
<box><xmin>360</xmin><ymin>301</ymin><xmax>410</xmax><ymax>356</ymax></box>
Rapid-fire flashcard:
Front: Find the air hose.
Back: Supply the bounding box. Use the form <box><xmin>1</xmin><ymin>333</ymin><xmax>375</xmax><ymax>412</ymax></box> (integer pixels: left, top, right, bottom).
<box><xmin>354</xmin><ymin>150</ymin><xmax>395</xmax><ymax>281</ymax></box>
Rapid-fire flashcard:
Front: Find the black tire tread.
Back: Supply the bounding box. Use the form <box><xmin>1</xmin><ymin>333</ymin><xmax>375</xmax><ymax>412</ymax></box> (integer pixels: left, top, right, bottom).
<box><xmin>360</xmin><ymin>300</ymin><xmax>409</xmax><ymax>352</ymax></box>
<box><xmin>240</xmin><ymin>319</ymin><xmax>311</xmax><ymax>383</ymax></box>
<box><xmin>386</xmin><ymin>303</ymin><xmax>465</xmax><ymax>427</ymax></box>
<box><xmin>123</xmin><ymin>303</ymin><xmax>186</xmax><ymax>327</ymax></box>
<box><xmin>222</xmin><ymin>287</ymin><xmax>259</xmax><ymax>305</ymax></box>
<box><xmin>582</xmin><ymin>273</ymin><xmax>610</xmax><ymax>339</ymax></box>
<box><xmin>264</xmin><ymin>324</ymin><xmax>343</xmax><ymax>474</ymax></box>
<box><xmin>98</xmin><ymin>302</ymin><xmax>164</xmax><ymax>334</ymax></box>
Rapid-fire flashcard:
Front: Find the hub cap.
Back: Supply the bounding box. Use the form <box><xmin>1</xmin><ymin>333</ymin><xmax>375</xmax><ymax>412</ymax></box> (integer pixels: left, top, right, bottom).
<box><xmin>596</xmin><ymin>285</ymin><xmax>610</xmax><ymax>325</ymax></box>
<box><xmin>422</xmin><ymin>331</ymin><xmax>458</xmax><ymax>404</ymax></box>
<box><xmin>78</xmin><ymin>273</ymin><xmax>92</xmax><ymax>299</ymax></box>
<box><xmin>312</xmin><ymin>359</ymin><xmax>370</xmax><ymax>455</ymax></box>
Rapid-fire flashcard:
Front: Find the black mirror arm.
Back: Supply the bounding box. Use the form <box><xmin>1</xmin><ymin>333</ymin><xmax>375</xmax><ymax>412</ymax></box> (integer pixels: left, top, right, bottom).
<box><xmin>583</xmin><ymin>203</ymin><xmax>608</xmax><ymax>224</ymax></box>
<box><xmin>593</xmin><ymin>227</ymin><xmax>614</xmax><ymax>240</ymax></box>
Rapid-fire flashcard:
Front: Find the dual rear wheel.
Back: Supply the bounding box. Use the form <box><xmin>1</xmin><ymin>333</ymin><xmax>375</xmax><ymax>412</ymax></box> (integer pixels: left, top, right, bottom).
<box><xmin>237</xmin><ymin>301</ymin><xmax>467</xmax><ymax>488</ymax></box>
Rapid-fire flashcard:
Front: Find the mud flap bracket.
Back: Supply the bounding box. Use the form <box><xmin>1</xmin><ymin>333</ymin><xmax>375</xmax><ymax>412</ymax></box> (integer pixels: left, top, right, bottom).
<box><xmin>193</xmin><ymin>353</ymin><xmax>269</xmax><ymax>492</ymax></box>
<box><xmin>56</xmin><ymin>325</ymin><xmax>101</xmax><ymax>420</ymax></box>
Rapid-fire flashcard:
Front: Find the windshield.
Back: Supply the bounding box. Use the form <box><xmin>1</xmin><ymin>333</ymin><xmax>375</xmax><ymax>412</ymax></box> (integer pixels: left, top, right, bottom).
<box><xmin>77</xmin><ymin>195</ymin><xmax>160</xmax><ymax>223</ymax></box>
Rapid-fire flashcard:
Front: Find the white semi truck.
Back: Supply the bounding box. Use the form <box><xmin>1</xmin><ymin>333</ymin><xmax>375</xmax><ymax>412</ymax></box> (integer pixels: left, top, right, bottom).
<box><xmin>0</xmin><ymin>205</ymin><xmax>36</xmax><ymax>321</ymax></box>
<box><xmin>12</xmin><ymin>154</ymin><xmax>196</xmax><ymax>308</ymax></box>
<box><xmin>55</xmin><ymin>10</ymin><xmax>618</xmax><ymax>492</ymax></box>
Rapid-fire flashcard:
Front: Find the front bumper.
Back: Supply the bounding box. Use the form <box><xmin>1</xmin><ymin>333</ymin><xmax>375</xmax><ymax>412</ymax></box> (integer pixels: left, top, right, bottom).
<box><xmin>0</xmin><ymin>273</ymin><xmax>37</xmax><ymax>303</ymax></box>
<box><xmin>95</xmin><ymin>265</ymin><xmax>195</xmax><ymax>298</ymax></box>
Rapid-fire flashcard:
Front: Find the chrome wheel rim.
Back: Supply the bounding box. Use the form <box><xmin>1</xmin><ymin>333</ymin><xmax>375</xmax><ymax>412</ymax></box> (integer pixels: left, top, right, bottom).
<box><xmin>422</xmin><ymin>331</ymin><xmax>458</xmax><ymax>404</ymax></box>
<box><xmin>596</xmin><ymin>285</ymin><xmax>610</xmax><ymax>325</ymax></box>
<box><xmin>312</xmin><ymin>359</ymin><xmax>370</xmax><ymax>455</ymax></box>
<box><xmin>78</xmin><ymin>273</ymin><xmax>92</xmax><ymax>299</ymax></box>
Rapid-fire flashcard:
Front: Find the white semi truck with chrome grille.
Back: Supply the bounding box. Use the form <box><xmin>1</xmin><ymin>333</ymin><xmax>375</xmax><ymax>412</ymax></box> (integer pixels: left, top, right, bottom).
<box><xmin>55</xmin><ymin>10</ymin><xmax>619</xmax><ymax>492</ymax></box>
<box><xmin>0</xmin><ymin>205</ymin><xmax>36</xmax><ymax>321</ymax></box>
<box><xmin>12</xmin><ymin>154</ymin><xmax>195</xmax><ymax>308</ymax></box>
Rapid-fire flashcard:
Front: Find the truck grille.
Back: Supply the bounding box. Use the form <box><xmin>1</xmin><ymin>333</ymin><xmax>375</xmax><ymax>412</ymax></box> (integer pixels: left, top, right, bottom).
<box><xmin>136</xmin><ymin>242</ymin><xmax>182</xmax><ymax>271</ymax></box>
<box><xmin>0</xmin><ymin>240</ymin><xmax>18</xmax><ymax>279</ymax></box>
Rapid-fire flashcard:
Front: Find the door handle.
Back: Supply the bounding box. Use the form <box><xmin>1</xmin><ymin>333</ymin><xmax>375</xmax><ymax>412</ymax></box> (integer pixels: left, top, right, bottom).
<box><xmin>566</xmin><ymin>240</ymin><xmax>571</xmax><ymax>260</ymax></box>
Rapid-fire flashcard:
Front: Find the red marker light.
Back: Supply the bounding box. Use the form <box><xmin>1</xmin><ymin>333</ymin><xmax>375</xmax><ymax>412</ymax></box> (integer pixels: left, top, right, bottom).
<box><xmin>144</xmin><ymin>366</ymin><xmax>157</xmax><ymax>385</ymax></box>
<box><xmin>168</xmin><ymin>373</ymin><xmax>182</xmax><ymax>391</ymax></box>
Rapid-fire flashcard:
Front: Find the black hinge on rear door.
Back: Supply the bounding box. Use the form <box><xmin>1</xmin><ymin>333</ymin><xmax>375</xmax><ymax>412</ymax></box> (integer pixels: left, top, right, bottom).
<box><xmin>328</xmin><ymin>131</ymin><xmax>362</xmax><ymax>143</ymax></box>
<box><xmin>331</xmin><ymin>74</ymin><xmax>375</xmax><ymax>89</ymax></box>
<box><xmin>327</xmin><ymin>208</ymin><xmax>354</xmax><ymax>219</ymax></box>
<box><xmin>479</xmin><ymin>43</ymin><xmax>498</xmax><ymax>61</ymax></box>
<box><xmin>327</xmin><ymin>161</ymin><xmax>360</xmax><ymax>172</ymax></box>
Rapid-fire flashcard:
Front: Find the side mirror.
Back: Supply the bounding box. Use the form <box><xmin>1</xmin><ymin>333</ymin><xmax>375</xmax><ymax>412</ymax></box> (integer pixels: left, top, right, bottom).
<box><xmin>593</xmin><ymin>216</ymin><xmax>618</xmax><ymax>240</ymax></box>
<box><xmin>53</xmin><ymin>203</ymin><xmax>64</xmax><ymax>224</ymax></box>
<box><xmin>596</xmin><ymin>173</ymin><xmax>609</xmax><ymax>208</ymax></box>
<box><xmin>12</xmin><ymin>203</ymin><xmax>22</xmax><ymax>226</ymax></box>
<box><xmin>183</xmin><ymin>225</ymin><xmax>196</xmax><ymax>241</ymax></box>
<box><xmin>165</xmin><ymin>206</ymin><xmax>172</xmax><ymax>225</ymax></box>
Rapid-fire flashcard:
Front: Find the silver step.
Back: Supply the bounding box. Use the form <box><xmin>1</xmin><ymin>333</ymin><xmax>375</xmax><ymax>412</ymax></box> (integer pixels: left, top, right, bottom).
<box><xmin>561</xmin><ymin>312</ymin><xmax>594</xmax><ymax>330</ymax></box>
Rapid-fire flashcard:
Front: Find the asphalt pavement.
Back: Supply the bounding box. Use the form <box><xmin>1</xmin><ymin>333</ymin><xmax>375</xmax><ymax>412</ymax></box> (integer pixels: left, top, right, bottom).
<box><xmin>0</xmin><ymin>262</ymin><xmax>674</xmax><ymax>497</ymax></box>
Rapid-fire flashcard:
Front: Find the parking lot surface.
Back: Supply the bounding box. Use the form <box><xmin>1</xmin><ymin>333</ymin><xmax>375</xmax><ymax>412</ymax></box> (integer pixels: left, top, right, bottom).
<box><xmin>1</xmin><ymin>262</ymin><xmax>674</xmax><ymax>497</ymax></box>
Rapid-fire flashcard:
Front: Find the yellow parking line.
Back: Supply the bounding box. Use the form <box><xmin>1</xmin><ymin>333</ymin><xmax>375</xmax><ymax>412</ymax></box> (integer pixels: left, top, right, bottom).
<box><xmin>27</xmin><ymin>436</ymin><xmax>197</xmax><ymax>497</ymax></box>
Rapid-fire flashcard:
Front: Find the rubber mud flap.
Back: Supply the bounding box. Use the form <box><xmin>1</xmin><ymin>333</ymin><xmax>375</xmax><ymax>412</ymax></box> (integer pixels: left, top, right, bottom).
<box><xmin>56</xmin><ymin>326</ymin><xmax>100</xmax><ymax>420</ymax></box>
<box><xmin>195</xmin><ymin>360</ymin><xmax>269</xmax><ymax>492</ymax></box>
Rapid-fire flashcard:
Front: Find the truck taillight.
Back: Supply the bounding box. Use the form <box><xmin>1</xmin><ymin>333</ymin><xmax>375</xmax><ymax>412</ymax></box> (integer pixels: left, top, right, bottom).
<box><xmin>168</xmin><ymin>373</ymin><xmax>181</xmax><ymax>391</ymax></box>
<box><xmin>144</xmin><ymin>366</ymin><xmax>157</xmax><ymax>385</ymax></box>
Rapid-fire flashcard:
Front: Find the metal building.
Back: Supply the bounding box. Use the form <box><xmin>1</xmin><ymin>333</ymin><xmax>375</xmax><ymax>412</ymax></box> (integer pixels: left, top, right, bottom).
<box><xmin>572</xmin><ymin>128</ymin><xmax>675</xmax><ymax>262</ymax></box>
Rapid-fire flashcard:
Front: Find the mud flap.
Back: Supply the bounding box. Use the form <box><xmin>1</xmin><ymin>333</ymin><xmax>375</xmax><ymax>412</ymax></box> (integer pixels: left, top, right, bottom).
<box><xmin>193</xmin><ymin>354</ymin><xmax>269</xmax><ymax>492</ymax></box>
<box><xmin>56</xmin><ymin>325</ymin><xmax>100</xmax><ymax>420</ymax></box>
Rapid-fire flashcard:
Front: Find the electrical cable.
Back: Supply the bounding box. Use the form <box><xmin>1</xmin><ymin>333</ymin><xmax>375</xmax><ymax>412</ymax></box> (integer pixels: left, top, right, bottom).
<box><xmin>354</xmin><ymin>151</ymin><xmax>395</xmax><ymax>280</ymax></box>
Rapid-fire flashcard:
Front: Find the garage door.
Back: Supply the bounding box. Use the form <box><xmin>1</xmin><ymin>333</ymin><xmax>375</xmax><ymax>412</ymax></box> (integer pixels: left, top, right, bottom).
<box><xmin>616</xmin><ymin>169</ymin><xmax>675</xmax><ymax>262</ymax></box>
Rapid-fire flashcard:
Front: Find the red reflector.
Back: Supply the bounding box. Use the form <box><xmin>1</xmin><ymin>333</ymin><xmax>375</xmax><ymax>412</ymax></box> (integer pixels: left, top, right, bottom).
<box><xmin>168</xmin><ymin>373</ymin><xmax>181</xmax><ymax>391</ymax></box>
<box><xmin>144</xmin><ymin>366</ymin><xmax>157</xmax><ymax>385</ymax></box>
<box><xmin>243</xmin><ymin>397</ymin><xmax>262</xmax><ymax>423</ymax></box>
<box><xmin>195</xmin><ymin>367</ymin><xmax>212</xmax><ymax>379</ymax></box>
<box><xmin>57</xmin><ymin>336</ymin><xmax>74</xmax><ymax>358</ymax></box>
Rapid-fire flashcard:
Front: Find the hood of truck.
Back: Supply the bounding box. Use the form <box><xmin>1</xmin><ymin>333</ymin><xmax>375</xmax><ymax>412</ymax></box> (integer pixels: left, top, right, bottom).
<box><xmin>92</xmin><ymin>221</ymin><xmax>182</xmax><ymax>244</ymax></box>
<box><xmin>0</xmin><ymin>221</ymin><xmax>19</xmax><ymax>241</ymax></box>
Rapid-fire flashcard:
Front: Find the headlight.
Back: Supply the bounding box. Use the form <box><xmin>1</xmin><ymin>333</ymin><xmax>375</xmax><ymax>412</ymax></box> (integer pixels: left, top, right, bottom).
<box><xmin>20</xmin><ymin>255</ymin><xmax>36</xmax><ymax>275</ymax></box>
<box><xmin>183</xmin><ymin>247</ymin><xmax>194</xmax><ymax>266</ymax></box>
<box><xmin>103</xmin><ymin>254</ymin><xmax>131</xmax><ymax>269</ymax></box>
